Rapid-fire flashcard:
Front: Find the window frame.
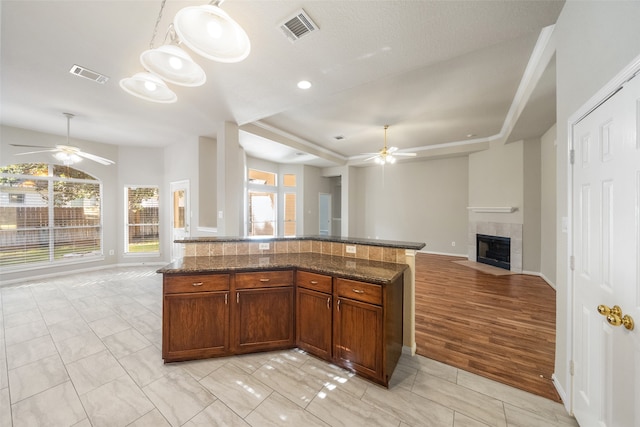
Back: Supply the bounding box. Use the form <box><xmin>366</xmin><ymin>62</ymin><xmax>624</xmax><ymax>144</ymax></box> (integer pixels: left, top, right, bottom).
<box><xmin>124</xmin><ymin>185</ymin><xmax>160</xmax><ymax>256</ymax></box>
<box><xmin>0</xmin><ymin>163</ymin><xmax>104</xmax><ymax>272</ymax></box>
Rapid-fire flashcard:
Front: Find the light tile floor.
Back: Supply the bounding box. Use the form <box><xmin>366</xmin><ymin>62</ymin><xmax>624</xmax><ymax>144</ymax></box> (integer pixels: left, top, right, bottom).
<box><xmin>0</xmin><ymin>266</ymin><xmax>579</xmax><ymax>427</ymax></box>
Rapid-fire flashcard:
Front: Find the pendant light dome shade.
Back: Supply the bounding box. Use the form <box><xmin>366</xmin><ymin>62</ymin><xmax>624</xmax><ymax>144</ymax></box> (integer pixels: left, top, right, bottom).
<box><xmin>140</xmin><ymin>44</ymin><xmax>206</xmax><ymax>87</ymax></box>
<box><xmin>173</xmin><ymin>5</ymin><xmax>250</xmax><ymax>63</ymax></box>
<box><xmin>119</xmin><ymin>72</ymin><xmax>177</xmax><ymax>103</ymax></box>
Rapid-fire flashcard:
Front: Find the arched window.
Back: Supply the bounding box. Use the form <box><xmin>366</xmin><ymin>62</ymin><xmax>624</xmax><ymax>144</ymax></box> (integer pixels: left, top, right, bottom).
<box><xmin>0</xmin><ymin>163</ymin><xmax>103</xmax><ymax>269</ymax></box>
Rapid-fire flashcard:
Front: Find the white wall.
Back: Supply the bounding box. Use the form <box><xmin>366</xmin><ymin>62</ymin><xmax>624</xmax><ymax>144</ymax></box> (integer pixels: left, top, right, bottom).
<box><xmin>352</xmin><ymin>156</ymin><xmax>468</xmax><ymax>253</ymax></box>
<box><xmin>198</xmin><ymin>136</ymin><xmax>217</xmax><ymax>229</ymax></box>
<box><xmin>523</xmin><ymin>138</ymin><xmax>541</xmax><ymax>273</ymax></box>
<box><xmin>540</xmin><ymin>124</ymin><xmax>557</xmax><ymax>286</ymax></box>
<box><xmin>554</xmin><ymin>0</ymin><xmax>640</xmax><ymax>405</ymax></box>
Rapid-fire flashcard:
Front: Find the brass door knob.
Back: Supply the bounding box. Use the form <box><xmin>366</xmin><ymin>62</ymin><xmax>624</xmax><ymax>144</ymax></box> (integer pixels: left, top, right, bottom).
<box><xmin>598</xmin><ymin>304</ymin><xmax>635</xmax><ymax>331</ymax></box>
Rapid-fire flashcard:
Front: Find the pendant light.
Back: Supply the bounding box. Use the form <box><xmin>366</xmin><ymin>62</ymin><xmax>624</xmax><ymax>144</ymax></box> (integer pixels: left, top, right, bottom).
<box><xmin>140</xmin><ymin>29</ymin><xmax>206</xmax><ymax>87</ymax></box>
<box><xmin>173</xmin><ymin>3</ymin><xmax>250</xmax><ymax>63</ymax></box>
<box><xmin>120</xmin><ymin>72</ymin><xmax>177</xmax><ymax>103</ymax></box>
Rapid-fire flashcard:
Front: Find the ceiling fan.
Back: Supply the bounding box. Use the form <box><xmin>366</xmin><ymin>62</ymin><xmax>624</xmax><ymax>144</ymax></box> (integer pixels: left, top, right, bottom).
<box><xmin>364</xmin><ymin>125</ymin><xmax>417</xmax><ymax>164</ymax></box>
<box><xmin>11</xmin><ymin>113</ymin><xmax>115</xmax><ymax>166</ymax></box>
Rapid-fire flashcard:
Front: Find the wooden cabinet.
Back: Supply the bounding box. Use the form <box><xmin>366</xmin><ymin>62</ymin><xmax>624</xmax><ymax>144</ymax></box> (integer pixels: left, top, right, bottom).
<box><xmin>161</xmin><ymin>268</ymin><xmax>404</xmax><ymax>387</ymax></box>
<box><xmin>333</xmin><ymin>277</ymin><xmax>403</xmax><ymax>386</ymax></box>
<box><xmin>296</xmin><ymin>271</ymin><xmax>332</xmax><ymax>360</ymax></box>
<box><xmin>234</xmin><ymin>270</ymin><xmax>295</xmax><ymax>353</ymax></box>
<box><xmin>162</xmin><ymin>274</ymin><xmax>230</xmax><ymax>362</ymax></box>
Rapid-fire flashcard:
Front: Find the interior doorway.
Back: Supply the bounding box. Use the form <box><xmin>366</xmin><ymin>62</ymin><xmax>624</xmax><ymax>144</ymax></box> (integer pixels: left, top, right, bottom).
<box><xmin>319</xmin><ymin>193</ymin><xmax>331</xmax><ymax>236</ymax></box>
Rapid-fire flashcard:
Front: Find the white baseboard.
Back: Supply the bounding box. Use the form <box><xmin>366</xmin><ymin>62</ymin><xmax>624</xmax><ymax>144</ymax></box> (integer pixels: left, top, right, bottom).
<box><xmin>402</xmin><ymin>344</ymin><xmax>416</xmax><ymax>356</ymax></box>
<box><xmin>522</xmin><ymin>270</ymin><xmax>556</xmax><ymax>290</ymax></box>
<box><xmin>552</xmin><ymin>373</ymin><xmax>572</xmax><ymax>415</ymax></box>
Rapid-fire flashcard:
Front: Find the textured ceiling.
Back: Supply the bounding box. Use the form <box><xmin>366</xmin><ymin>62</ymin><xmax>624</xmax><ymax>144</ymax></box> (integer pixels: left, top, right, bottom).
<box><xmin>0</xmin><ymin>1</ymin><xmax>563</xmax><ymax>167</ymax></box>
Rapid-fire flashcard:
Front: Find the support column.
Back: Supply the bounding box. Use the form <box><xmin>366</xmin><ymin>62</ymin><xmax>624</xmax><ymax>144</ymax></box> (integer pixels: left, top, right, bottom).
<box><xmin>216</xmin><ymin>122</ymin><xmax>244</xmax><ymax>236</ymax></box>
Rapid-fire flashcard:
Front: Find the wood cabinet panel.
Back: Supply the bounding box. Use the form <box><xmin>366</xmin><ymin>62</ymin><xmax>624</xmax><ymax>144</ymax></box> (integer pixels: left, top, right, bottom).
<box><xmin>296</xmin><ymin>288</ymin><xmax>332</xmax><ymax>359</ymax></box>
<box><xmin>296</xmin><ymin>271</ymin><xmax>332</xmax><ymax>293</ymax></box>
<box><xmin>234</xmin><ymin>287</ymin><xmax>295</xmax><ymax>353</ymax></box>
<box><xmin>334</xmin><ymin>297</ymin><xmax>383</xmax><ymax>381</ymax></box>
<box><xmin>164</xmin><ymin>274</ymin><xmax>229</xmax><ymax>294</ymax></box>
<box><xmin>335</xmin><ymin>278</ymin><xmax>382</xmax><ymax>305</ymax></box>
<box><xmin>163</xmin><ymin>291</ymin><xmax>229</xmax><ymax>361</ymax></box>
<box><xmin>235</xmin><ymin>271</ymin><xmax>293</xmax><ymax>289</ymax></box>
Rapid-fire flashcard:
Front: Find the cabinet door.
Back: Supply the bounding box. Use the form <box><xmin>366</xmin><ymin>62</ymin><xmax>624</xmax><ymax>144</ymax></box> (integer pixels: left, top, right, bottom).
<box><xmin>234</xmin><ymin>287</ymin><xmax>294</xmax><ymax>353</ymax></box>
<box><xmin>334</xmin><ymin>297</ymin><xmax>383</xmax><ymax>382</ymax></box>
<box><xmin>163</xmin><ymin>291</ymin><xmax>229</xmax><ymax>362</ymax></box>
<box><xmin>296</xmin><ymin>288</ymin><xmax>332</xmax><ymax>359</ymax></box>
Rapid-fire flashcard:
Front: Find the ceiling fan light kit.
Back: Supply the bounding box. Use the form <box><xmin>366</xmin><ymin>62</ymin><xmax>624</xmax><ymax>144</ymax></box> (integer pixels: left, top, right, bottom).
<box><xmin>121</xmin><ymin>0</ymin><xmax>250</xmax><ymax>103</ymax></box>
<box><xmin>11</xmin><ymin>113</ymin><xmax>116</xmax><ymax>166</ymax></box>
<box><xmin>366</xmin><ymin>125</ymin><xmax>417</xmax><ymax>165</ymax></box>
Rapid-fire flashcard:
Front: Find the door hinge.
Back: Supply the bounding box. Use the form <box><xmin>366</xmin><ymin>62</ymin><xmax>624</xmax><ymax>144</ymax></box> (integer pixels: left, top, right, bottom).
<box><xmin>570</xmin><ymin>255</ymin><xmax>575</xmax><ymax>271</ymax></box>
<box><xmin>570</xmin><ymin>149</ymin><xmax>575</xmax><ymax>165</ymax></box>
<box><xmin>570</xmin><ymin>360</ymin><xmax>575</xmax><ymax>376</ymax></box>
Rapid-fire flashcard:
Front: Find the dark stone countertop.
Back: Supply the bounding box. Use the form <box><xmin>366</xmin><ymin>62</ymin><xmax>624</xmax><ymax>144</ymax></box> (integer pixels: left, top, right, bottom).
<box><xmin>176</xmin><ymin>235</ymin><xmax>425</xmax><ymax>251</ymax></box>
<box><xmin>157</xmin><ymin>253</ymin><xmax>409</xmax><ymax>285</ymax></box>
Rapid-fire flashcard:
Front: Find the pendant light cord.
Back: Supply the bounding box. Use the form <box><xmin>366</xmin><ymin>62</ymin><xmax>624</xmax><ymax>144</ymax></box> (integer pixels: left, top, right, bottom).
<box><xmin>149</xmin><ymin>0</ymin><xmax>167</xmax><ymax>49</ymax></box>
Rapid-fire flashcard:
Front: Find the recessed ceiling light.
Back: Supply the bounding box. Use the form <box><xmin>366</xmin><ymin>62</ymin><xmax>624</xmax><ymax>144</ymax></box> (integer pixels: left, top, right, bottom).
<box><xmin>466</xmin><ymin>133</ymin><xmax>476</xmax><ymax>138</ymax></box>
<box><xmin>297</xmin><ymin>80</ymin><xmax>312</xmax><ymax>89</ymax></box>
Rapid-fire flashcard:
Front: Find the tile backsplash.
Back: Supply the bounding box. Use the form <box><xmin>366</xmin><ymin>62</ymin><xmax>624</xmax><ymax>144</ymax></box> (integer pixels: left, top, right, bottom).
<box><xmin>184</xmin><ymin>240</ymin><xmax>408</xmax><ymax>264</ymax></box>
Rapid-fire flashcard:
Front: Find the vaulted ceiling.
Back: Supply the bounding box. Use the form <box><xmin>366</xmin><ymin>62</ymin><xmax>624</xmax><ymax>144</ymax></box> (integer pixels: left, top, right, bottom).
<box><xmin>1</xmin><ymin>1</ymin><xmax>563</xmax><ymax>167</ymax></box>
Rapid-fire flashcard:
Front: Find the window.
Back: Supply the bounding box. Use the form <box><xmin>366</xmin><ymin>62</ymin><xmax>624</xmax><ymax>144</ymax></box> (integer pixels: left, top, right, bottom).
<box><xmin>283</xmin><ymin>174</ymin><xmax>296</xmax><ymax>236</ymax></box>
<box><xmin>0</xmin><ymin>163</ymin><xmax>102</xmax><ymax>268</ymax></box>
<box><xmin>247</xmin><ymin>169</ymin><xmax>277</xmax><ymax>236</ymax></box>
<box><xmin>125</xmin><ymin>186</ymin><xmax>159</xmax><ymax>254</ymax></box>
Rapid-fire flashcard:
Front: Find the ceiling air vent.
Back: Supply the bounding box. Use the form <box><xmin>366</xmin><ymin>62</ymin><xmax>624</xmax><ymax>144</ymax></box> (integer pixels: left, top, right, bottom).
<box><xmin>69</xmin><ymin>64</ymin><xmax>109</xmax><ymax>84</ymax></box>
<box><xmin>279</xmin><ymin>9</ymin><xmax>318</xmax><ymax>42</ymax></box>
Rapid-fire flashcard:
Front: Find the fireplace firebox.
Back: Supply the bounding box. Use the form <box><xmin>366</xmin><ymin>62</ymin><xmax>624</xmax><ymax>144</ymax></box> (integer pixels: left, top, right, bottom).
<box><xmin>476</xmin><ymin>234</ymin><xmax>511</xmax><ymax>270</ymax></box>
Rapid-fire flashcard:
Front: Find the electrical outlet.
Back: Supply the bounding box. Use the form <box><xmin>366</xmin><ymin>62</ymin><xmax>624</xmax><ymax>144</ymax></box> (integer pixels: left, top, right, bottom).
<box><xmin>345</xmin><ymin>245</ymin><xmax>356</xmax><ymax>254</ymax></box>
<box><xmin>259</xmin><ymin>242</ymin><xmax>270</xmax><ymax>250</ymax></box>
<box><xmin>451</xmin><ymin>241</ymin><xmax>456</xmax><ymax>247</ymax></box>
<box><xmin>109</xmin><ymin>249</ymin><xmax>114</xmax><ymax>256</ymax></box>
<box><xmin>346</xmin><ymin>261</ymin><xmax>357</xmax><ymax>268</ymax></box>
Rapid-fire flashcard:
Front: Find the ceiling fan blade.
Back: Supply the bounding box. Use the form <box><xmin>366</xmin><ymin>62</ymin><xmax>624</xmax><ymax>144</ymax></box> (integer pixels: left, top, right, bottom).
<box><xmin>394</xmin><ymin>152</ymin><xmax>417</xmax><ymax>157</ymax></box>
<box><xmin>10</xmin><ymin>144</ymin><xmax>54</xmax><ymax>149</ymax></box>
<box><xmin>76</xmin><ymin>151</ymin><xmax>115</xmax><ymax>165</ymax></box>
<box><xmin>364</xmin><ymin>154</ymin><xmax>380</xmax><ymax>161</ymax></box>
<box><xmin>15</xmin><ymin>149</ymin><xmax>57</xmax><ymax>155</ymax></box>
<box><xmin>388</xmin><ymin>146</ymin><xmax>399</xmax><ymax>153</ymax></box>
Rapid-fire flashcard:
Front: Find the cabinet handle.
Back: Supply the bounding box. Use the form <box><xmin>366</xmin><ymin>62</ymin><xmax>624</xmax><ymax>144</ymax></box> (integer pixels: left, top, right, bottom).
<box><xmin>237</xmin><ymin>293</ymin><xmax>239</xmax><ymax>304</ymax></box>
<box><xmin>310</xmin><ymin>280</ymin><xmax>318</xmax><ymax>284</ymax></box>
<box><xmin>352</xmin><ymin>288</ymin><xmax>365</xmax><ymax>294</ymax></box>
<box><xmin>327</xmin><ymin>296</ymin><xmax>331</xmax><ymax>310</ymax></box>
<box><xmin>192</xmin><ymin>282</ymin><xmax>204</xmax><ymax>287</ymax></box>
<box><xmin>225</xmin><ymin>293</ymin><xmax>228</xmax><ymax>305</ymax></box>
<box><xmin>259</xmin><ymin>278</ymin><xmax>270</xmax><ymax>282</ymax></box>
<box><xmin>337</xmin><ymin>299</ymin><xmax>341</xmax><ymax>311</ymax></box>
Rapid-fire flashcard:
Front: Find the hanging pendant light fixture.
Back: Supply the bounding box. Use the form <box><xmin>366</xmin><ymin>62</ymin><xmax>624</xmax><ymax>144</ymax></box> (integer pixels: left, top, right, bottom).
<box><xmin>140</xmin><ymin>27</ymin><xmax>206</xmax><ymax>87</ymax></box>
<box><xmin>120</xmin><ymin>72</ymin><xmax>177</xmax><ymax>103</ymax></box>
<box><xmin>173</xmin><ymin>2</ymin><xmax>251</xmax><ymax>63</ymax></box>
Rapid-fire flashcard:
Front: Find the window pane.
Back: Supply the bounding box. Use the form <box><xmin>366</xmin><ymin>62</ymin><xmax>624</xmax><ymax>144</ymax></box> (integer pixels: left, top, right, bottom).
<box><xmin>284</xmin><ymin>193</ymin><xmax>296</xmax><ymax>236</ymax></box>
<box><xmin>248</xmin><ymin>169</ymin><xmax>276</xmax><ymax>186</ymax></box>
<box><xmin>0</xmin><ymin>164</ymin><xmax>103</xmax><ymax>268</ymax></box>
<box><xmin>126</xmin><ymin>187</ymin><xmax>159</xmax><ymax>253</ymax></box>
<box><xmin>283</xmin><ymin>174</ymin><xmax>296</xmax><ymax>187</ymax></box>
<box><xmin>249</xmin><ymin>191</ymin><xmax>276</xmax><ymax>236</ymax></box>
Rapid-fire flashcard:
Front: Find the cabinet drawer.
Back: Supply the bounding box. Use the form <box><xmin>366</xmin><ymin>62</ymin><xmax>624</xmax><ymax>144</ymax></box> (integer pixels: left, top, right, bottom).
<box><xmin>296</xmin><ymin>271</ymin><xmax>332</xmax><ymax>293</ymax></box>
<box><xmin>164</xmin><ymin>274</ymin><xmax>230</xmax><ymax>294</ymax></box>
<box><xmin>335</xmin><ymin>278</ymin><xmax>382</xmax><ymax>305</ymax></box>
<box><xmin>235</xmin><ymin>270</ymin><xmax>293</xmax><ymax>289</ymax></box>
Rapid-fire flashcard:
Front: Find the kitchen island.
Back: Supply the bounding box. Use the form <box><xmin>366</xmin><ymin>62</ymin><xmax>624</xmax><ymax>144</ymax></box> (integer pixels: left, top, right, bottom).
<box><xmin>158</xmin><ymin>236</ymin><xmax>424</xmax><ymax>386</ymax></box>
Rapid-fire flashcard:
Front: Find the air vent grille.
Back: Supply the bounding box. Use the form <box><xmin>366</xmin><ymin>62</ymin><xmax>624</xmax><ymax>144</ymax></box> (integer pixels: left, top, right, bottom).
<box><xmin>69</xmin><ymin>65</ymin><xmax>109</xmax><ymax>84</ymax></box>
<box><xmin>280</xmin><ymin>9</ymin><xmax>318</xmax><ymax>42</ymax></box>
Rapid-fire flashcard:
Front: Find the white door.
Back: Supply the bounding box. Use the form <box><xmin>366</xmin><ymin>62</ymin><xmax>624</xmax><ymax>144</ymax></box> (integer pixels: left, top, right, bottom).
<box><xmin>319</xmin><ymin>193</ymin><xmax>331</xmax><ymax>236</ymax></box>
<box><xmin>572</xmin><ymin>73</ymin><xmax>640</xmax><ymax>427</ymax></box>
<box><xmin>170</xmin><ymin>180</ymin><xmax>190</xmax><ymax>261</ymax></box>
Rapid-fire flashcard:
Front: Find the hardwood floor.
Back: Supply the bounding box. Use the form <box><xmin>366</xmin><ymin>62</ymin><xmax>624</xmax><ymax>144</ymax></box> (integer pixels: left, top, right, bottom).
<box><xmin>414</xmin><ymin>253</ymin><xmax>561</xmax><ymax>402</ymax></box>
